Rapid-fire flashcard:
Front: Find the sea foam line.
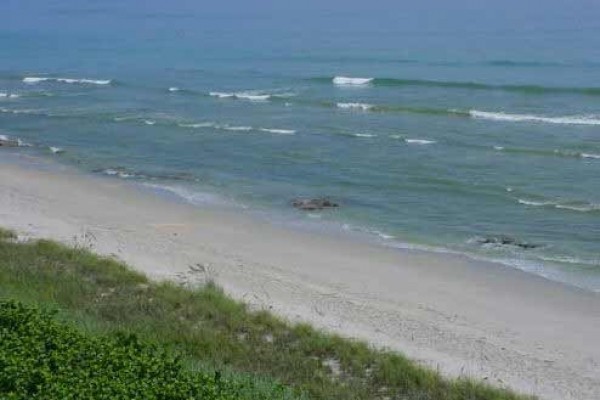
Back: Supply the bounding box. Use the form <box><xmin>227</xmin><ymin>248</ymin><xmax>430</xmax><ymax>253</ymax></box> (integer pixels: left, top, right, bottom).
<box><xmin>177</xmin><ymin>122</ymin><xmax>216</xmax><ymax>129</ymax></box>
<box><xmin>49</xmin><ymin>146</ymin><xmax>64</xmax><ymax>154</ymax></box>
<box><xmin>405</xmin><ymin>139</ymin><xmax>436</xmax><ymax>145</ymax></box>
<box><xmin>259</xmin><ymin>128</ymin><xmax>296</xmax><ymax>135</ymax></box>
<box><xmin>0</xmin><ymin>92</ymin><xmax>20</xmax><ymax>99</ymax></box>
<box><xmin>23</xmin><ymin>76</ymin><xmax>112</xmax><ymax>85</ymax></box>
<box><xmin>333</xmin><ymin>76</ymin><xmax>374</xmax><ymax>86</ymax></box>
<box><xmin>470</xmin><ymin>110</ymin><xmax>600</xmax><ymax>125</ymax></box>
<box><xmin>209</xmin><ymin>90</ymin><xmax>294</xmax><ymax>102</ymax></box>
<box><xmin>176</xmin><ymin>121</ymin><xmax>295</xmax><ymax>135</ymax></box>
<box><xmin>518</xmin><ymin>198</ymin><xmax>600</xmax><ymax>212</ymax></box>
<box><xmin>581</xmin><ymin>153</ymin><xmax>600</xmax><ymax>159</ymax></box>
<box><xmin>0</xmin><ymin>107</ymin><xmax>41</xmax><ymax>115</ymax></box>
<box><xmin>209</xmin><ymin>92</ymin><xmax>271</xmax><ymax>101</ymax></box>
<box><xmin>336</xmin><ymin>102</ymin><xmax>373</xmax><ymax>111</ymax></box>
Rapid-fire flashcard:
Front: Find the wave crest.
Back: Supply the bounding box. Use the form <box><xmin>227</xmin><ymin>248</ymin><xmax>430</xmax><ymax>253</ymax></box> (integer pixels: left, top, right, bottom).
<box><xmin>336</xmin><ymin>102</ymin><xmax>373</xmax><ymax>111</ymax></box>
<box><xmin>333</xmin><ymin>76</ymin><xmax>373</xmax><ymax>86</ymax></box>
<box><xmin>315</xmin><ymin>76</ymin><xmax>600</xmax><ymax>96</ymax></box>
<box><xmin>518</xmin><ymin>198</ymin><xmax>600</xmax><ymax>213</ymax></box>
<box><xmin>0</xmin><ymin>92</ymin><xmax>20</xmax><ymax>99</ymax></box>
<box><xmin>259</xmin><ymin>128</ymin><xmax>296</xmax><ymax>135</ymax></box>
<box><xmin>209</xmin><ymin>90</ymin><xmax>294</xmax><ymax>102</ymax></box>
<box><xmin>23</xmin><ymin>76</ymin><xmax>112</xmax><ymax>85</ymax></box>
<box><xmin>405</xmin><ymin>139</ymin><xmax>436</xmax><ymax>145</ymax></box>
<box><xmin>470</xmin><ymin>110</ymin><xmax>600</xmax><ymax>126</ymax></box>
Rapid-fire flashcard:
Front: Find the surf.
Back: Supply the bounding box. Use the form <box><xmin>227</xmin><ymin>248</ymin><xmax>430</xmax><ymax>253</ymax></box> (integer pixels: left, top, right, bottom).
<box><xmin>23</xmin><ymin>76</ymin><xmax>112</xmax><ymax>85</ymax></box>
<box><xmin>469</xmin><ymin>110</ymin><xmax>600</xmax><ymax>125</ymax></box>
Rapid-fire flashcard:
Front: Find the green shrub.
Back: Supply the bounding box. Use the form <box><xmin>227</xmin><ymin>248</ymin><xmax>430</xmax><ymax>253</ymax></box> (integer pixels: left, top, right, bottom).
<box><xmin>0</xmin><ymin>300</ymin><xmax>290</xmax><ymax>399</ymax></box>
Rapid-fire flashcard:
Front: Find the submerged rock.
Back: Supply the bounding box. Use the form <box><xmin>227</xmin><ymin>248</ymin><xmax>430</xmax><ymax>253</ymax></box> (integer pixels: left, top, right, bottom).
<box><xmin>291</xmin><ymin>198</ymin><xmax>339</xmax><ymax>211</ymax></box>
<box><xmin>0</xmin><ymin>137</ymin><xmax>19</xmax><ymax>147</ymax></box>
<box><xmin>477</xmin><ymin>235</ymin><xmax>540</xmax><ymax>250</ymax></box>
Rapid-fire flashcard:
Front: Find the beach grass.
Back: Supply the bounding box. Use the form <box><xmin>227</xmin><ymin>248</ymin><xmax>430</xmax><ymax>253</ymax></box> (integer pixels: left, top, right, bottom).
<box><xmin>0</xmin><ymin>228</ymin><xmax>531</xmax><ymax>399</ymax></box>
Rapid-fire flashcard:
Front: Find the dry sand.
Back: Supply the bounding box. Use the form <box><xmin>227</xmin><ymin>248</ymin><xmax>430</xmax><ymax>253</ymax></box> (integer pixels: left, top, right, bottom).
<box><xmin>1</xmin><ymin>156</ymin><xmax>598</xmax><ymax>399</ymax></box>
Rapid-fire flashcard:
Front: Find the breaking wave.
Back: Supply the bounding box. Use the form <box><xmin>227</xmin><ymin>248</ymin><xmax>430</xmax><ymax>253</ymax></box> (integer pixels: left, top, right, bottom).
<box><xmin>405</xmin><ymin>138</ymin><xmax>436</xmax><ymax>145</ymax></box>
<box><xmin>0</xmin><ymin>92</ymin><xmax>20</xmax><ymax>99</ymax></box>
<box><xmin>314</xmin><ymin>76</ymin><xmax>600</xmax><ymax>96</ymax></box>
<box><xmin>518</xmin><ymin>198</ymin><xmax>600</xmax><ymax>213</ymax></box>
<box><xmin>470</xmin><ymin>110</ymin><xmax>600</xmax><ymax>125</ymax></box>
<box><xmin>49</xmin><ymin>146</ymin><xmax>64</xmax><ymax>154</ymax></box>
<box><xmin>332</xmin><ymin>76</ymin><xmax>374</xmax><ymax>86</ymax></box>
<box><xmin>493</xmin><ymin>146</ymin><xmax>600</xmax><ymax>161</ymax></box>
<box><xmin>0</xmin><ymin>134</ymin><xmax>32</xmax><ymax>147</ymax></box>
<box><xmin>259</xmin><ymin>128</ymin><xmax>296</xmax><ymax>135</ymax></box>
<box><xmin>209</xmin><ymin>90</ymin><xmax>295</xmax><ymax>102</ymax></box>
<box><xmin>336</xmin><ymin>102</ymin><xmax>374</xmax><ymax>111</ymax></box>
<box><xmin>23</xmin><ymin>76</ymin><xmax>112</xmax><ymax>85</ymax></box>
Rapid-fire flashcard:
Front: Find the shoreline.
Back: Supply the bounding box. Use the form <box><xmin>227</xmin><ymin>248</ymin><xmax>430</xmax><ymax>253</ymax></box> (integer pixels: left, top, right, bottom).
<box><xmin>6</xmin><ymin>148</ymin><xmax>597</xmax><ymax>294</ymax></box>
<box><xmin>1</xmin><ymin>154</ymin><xmax>599</xmax><ymax>399</ymax></box>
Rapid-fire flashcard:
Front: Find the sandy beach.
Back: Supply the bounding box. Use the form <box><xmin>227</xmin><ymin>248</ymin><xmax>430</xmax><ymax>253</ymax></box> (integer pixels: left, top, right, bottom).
<box><xmin>0</xmin><ymin>156</ymin><xmax>598</xmax><ymax>400</ymax></box>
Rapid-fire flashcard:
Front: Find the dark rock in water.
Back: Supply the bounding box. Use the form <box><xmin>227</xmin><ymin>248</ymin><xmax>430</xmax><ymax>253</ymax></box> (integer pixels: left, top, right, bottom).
<box><xmin>477</xmin><ymin>235</ymin><xmax>540</xmax><ymax>249</ymax></box>
<box><xmin>292</xmin><ymin>198</ymin><xmax>339</xmax><ymax>211</ymax></box>
<box><xmin>0</xmin><ymin>137</ymin><xmax>19</xmax><ymax>147</ymax></box>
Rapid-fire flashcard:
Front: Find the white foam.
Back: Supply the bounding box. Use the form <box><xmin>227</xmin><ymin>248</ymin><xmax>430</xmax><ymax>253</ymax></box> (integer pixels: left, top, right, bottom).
<box><xmin>518</xmin><ymin>199</ymin><xmax>550</xmax><ymax>207</ymax></box>
<box><xmin>0</xmin><ymin>92</ymin><xmax>19</xmax><ymax>98</ymax></box>
<box><xmin>493</xmin><ymin>146</ymin><xmax>505</xmax><ymax>151</ymax></box>
<box><xmin>352</xmin><ymin>133</ymin><xmax>376</xmax><ymax>138</ymax></box>
<box><xmin>518</xmin><ymin>198</ymin><xmax>599</xmax><ymax>212</ymax></box>
<box><xmin>235</xmin><ymin>93</ymin><xmax>270</xmax><ymax>101</ymax></box>
<box><xmin>405</xmin><ymin>139</ymin><xmax>436</xmax><ymax>145</ymax></box>
<box><xmin>143</xmin><ymin>183</ymin><xmax>222</xmax><ymax>206</ymax></box>
<box><xmin>333</xmin><ymin>76</ymin><xmax>374</xmax><ymax>86</ymax></box>
<box><xmin>143</xmin><ymin>120</ymin><xmax>156</xmax><ymax>126</ymax></box>
<box><xmin>271</xmin><ymin>92</ymin><xmax>296</xmax><ymax>98</ymax></box>
<box><xmin>0</xmin><ymin>108</ymin><xmax>38</xmax><ymax>115</ymax></box>
<box><xmin>259</xmin><ymin>128</ymin><xmax>296</xmax><ymax>135</ymax></box>
<box><xmin>220</xmin><ymin>125</ymin><xmax>253</xmax><ymax>131</ymax></box>
<box><xmin>210</xmin><ymin>91</ymin><xmax>270</xmax><ymax>101</ymax></box>
<box><xmin>102</xmin><ymin>169</ymin><xmax>134</xmax><ymax>179</ymax></box>
<box><xmin>168</xmin><ymin>87</ymin><xmax>180</xmax><ymax>92</ymax></box>
<box><xmin>336</xmin><ymin>102</ymin><xmax>373</xmax><ymax>111</ymax></box>
<box><xmin>178</xmin><ymin>122</ymin><xmax>215</xmax><ymax>128</ymax></box>
<box><xmin>49</xmin><ymin>146</ymin><xmax>64</xmax><ymax>154</ymax></box>
<box><xmin>581</xmin><ymin>153</ymin><xmax>600</xmax><ymax>159</ymax></box>
<box><xmin>555</xmin><ymin>203</ymin><xmax>600</xmax><ymax>212</ymax></box>
<box><xmin>373</xmin><ymin>230</ymin><xmax>396</xmax><ymax>240</ymax></box>
<box><xmin>389</xmin><ymin>134</ymin><xmax>404</xmax><ymax>140</ymax></box>
<box><xmin>470</xmin><ymin>110</ymin><xmax>600</xmax><ymax>126</ymax></box>
<box><xmin>539</xmin><ymin>255</ymin><xmax>600</xmax><ymax>266</ymax></box>
<box><xmin>209</xmin><ymin>91</ymin><xmax>236</xmax><ymax>99</ymax></box>
<box><xmin>23</xmin><ymin>77</ymin><xmax>47</xmax><ymax>84</ymax></box>
<box><xmin>0</xmin><ymin>134</ymin><xmax>30</xmax><ymax>147</ymax></box>
<box><xmin>23</xmin><ymin>76</ymin><xmax>111</xmax><ymax>85</ymax></box>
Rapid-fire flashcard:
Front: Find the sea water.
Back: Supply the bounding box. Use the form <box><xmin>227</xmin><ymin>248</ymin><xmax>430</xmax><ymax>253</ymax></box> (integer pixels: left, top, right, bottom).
<box><xmin>1</xmin><ymin>1</ymin><xmax>599</xmax><ymax>290</ymax></box>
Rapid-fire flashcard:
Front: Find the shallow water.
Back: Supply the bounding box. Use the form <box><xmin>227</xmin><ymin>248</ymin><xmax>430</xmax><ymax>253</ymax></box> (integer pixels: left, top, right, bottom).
<box><xmin>1</xmin><ymin>1</ymin><xmax>599</xmax><ymax>290</ymax></box>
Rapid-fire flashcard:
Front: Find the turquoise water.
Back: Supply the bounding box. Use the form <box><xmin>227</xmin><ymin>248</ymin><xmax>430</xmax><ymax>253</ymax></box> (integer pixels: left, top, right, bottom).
<box><xmin>1</xmin><ymin>1</ymin><xmax>599</xmax><ymax>290</ymax></box>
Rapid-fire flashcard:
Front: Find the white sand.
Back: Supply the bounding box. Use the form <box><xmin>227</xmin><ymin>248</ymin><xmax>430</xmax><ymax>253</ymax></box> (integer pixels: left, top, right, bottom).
<box><xmin>1</xmin><ymin>157</ymin><xmax>599</xmax><ymax>399</ymax></box>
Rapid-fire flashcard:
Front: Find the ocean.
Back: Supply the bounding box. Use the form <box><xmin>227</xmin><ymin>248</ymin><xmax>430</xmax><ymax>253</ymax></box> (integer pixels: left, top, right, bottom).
<box><xmin>1</xmin><ymin>1</ymin><xmax>599</xmax><ymax>290</ymax></box>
